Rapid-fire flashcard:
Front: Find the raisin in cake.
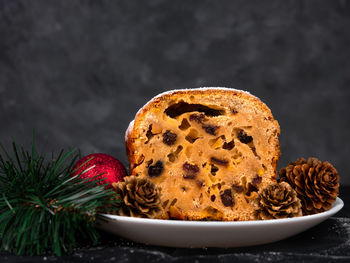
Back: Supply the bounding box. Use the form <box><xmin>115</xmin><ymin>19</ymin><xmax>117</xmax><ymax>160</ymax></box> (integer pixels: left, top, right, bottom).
<box><xmin>125</xmin><ymin>88</ymin><xmax>280</xmax><ymax>221</ymax></box>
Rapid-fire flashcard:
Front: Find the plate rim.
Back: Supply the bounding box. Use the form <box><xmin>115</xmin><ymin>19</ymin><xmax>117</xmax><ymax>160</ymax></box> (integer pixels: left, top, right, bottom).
<box><xmin>98</xmin><ymin>197</ymin><xmax>343</xmax><ymax>226</ymax></box>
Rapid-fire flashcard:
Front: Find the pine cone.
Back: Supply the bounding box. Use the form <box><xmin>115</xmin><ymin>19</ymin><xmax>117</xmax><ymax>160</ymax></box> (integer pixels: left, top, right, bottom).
<box><xmin>112</xmin><ymin>176</ymin><xmax>162</xmax><ymax>218</ymax></box>
<box><xmin>279</xmin><ymin>157</ymin><xmax>339</xmax><ymax>215</ymax></box>
<box><xmin>253</xmin><ymin>182</ymin><xmax>302</xmax><ymax>220</ymax></box>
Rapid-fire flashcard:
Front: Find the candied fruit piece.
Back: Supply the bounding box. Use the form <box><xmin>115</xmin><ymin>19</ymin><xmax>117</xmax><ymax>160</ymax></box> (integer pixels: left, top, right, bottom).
<box><xmin>169</xmin><ymin>205</ymin><xmax>184</xmax><ymax>220</ymax></box>
<box><xmin>148</xmin><ymin>160</ymin><xmax>163</xmax><ymax>177</ymax></box>
<box><xmin>209</xmin><ymin>136</ymin><xmax>225</xmax><ymax>149</ymax></box>
<box><xmin>246</xmin><ymin>183</ymin><xmax>258</xmax><ymax>196</ymax></box>
<box><xmin>151</xmin><ymin>123</ymin><xmax>162</xmax><ymax>134</ymax></box>
<box><xmin>223</xmin><ymin>140</ymin><xmax>235</xmax><ymax>150</ymax></box>
<box><xmin>220</xmin><ymin>189</ymin><xmax>234</xmax><ymax>207</ymax></box>
<box><xmin>179</xmin><ymin>118</ymin><xmax>191</xmax><ymax>130</ymax></box>
<box><xmin>211</xmin><ymin>157</ymin><xmax>228</xmax><ymax>166</ymax></box>
<box><xmin>251</xmin><ymin>174</ymin><xmax>262</xmax><ymax>187</ymax></box>
<box><xmin>183</xmin><ymin>162</ymin><xmax>200</xmax><ymax>179</ymax></box>
<box><xmin>238</xmin><ymin>130</ymin><xmax>253</xmax><ymax>144</ymax></box>
<box><xmin>185</xmin><ymin>129</ymin><xmax>199</xmax><ymax>144</ymax></box>
<box><xmin>210</xmin><ymin>164</ymin><xmax>219</xmax><ymax>175</ymax></box>
<box><xmin>189</xmin><ymin>113</ymin><xmax>206</xmax><ymax>123</ymax></box>
<box><xmin>202</xmin><ymin>125</ymin><xmax>219</xmax><ymax>136</ymax></box>
<box><xmin>163</xmin><ymin>130</ymin><xmax>177</xmax><ymax>145</ymax></box>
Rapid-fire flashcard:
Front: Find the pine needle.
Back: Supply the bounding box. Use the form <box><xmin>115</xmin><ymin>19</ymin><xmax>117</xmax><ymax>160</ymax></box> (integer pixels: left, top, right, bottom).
<box><xmin>0</xmin><ymin>140</ymin><xmax>120</xmax><ymax>256</ymax></box>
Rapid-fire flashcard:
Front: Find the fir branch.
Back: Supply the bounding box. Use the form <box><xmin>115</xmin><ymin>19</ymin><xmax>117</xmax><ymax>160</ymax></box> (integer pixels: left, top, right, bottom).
<box><xmin>0</xmin><ymin>140</ymin><xmax>120</xmax><ymax>256</ymax></box>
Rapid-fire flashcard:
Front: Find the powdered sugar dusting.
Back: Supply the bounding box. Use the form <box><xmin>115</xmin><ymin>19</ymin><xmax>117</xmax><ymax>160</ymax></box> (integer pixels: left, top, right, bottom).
<box><xmin>152</xmin><ymin>87</ymin><xmax>252</xmax><ymax>102</ymax></box>
<box><xmin>125</xmin><ymin>120</ymin><xmax>134</xmax><ymax>142</ymax></box>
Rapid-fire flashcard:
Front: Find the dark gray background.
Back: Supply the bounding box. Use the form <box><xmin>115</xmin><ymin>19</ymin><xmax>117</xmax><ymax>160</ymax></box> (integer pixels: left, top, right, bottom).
<box><xmin>0</xmin><ymin>1</ymin><xmax>349</xmax><ymax>184</ymax></box>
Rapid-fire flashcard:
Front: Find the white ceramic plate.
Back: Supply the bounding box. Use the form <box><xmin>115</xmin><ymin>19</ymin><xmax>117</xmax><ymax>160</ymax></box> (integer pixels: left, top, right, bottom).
<box><xmin>97</xmin><ymin>197</ymin><xmax>344</xmax><ymax>248</ymax></box>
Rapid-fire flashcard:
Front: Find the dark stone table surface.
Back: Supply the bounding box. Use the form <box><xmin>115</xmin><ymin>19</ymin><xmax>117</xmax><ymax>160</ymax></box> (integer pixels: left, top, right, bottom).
<box><xmin>1</xmin><ymin>186</ymin><xmax>349</xmax><ymax>263</ymax></box>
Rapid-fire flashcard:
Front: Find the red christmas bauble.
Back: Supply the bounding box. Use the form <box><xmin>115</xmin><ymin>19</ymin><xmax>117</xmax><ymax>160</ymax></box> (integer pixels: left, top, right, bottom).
<box><xmin>72</xmin><ymin>153</ymin><xmax>127</xmax><ymax>188</ymax></box>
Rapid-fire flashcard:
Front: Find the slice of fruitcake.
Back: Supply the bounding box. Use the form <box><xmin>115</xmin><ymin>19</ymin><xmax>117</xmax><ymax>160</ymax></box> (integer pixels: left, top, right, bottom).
<box><xmin>125</xmin><ymin>88</ymin><xmax>280</xmax><ymax>221</ymax></box>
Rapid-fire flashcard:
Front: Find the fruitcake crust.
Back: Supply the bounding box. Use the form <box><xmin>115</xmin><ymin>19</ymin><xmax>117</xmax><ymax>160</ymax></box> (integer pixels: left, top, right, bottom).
<box><xmin>125</xmin><ymin>87</ymin><xmax>280</xmax><ymax>221</ymax></box>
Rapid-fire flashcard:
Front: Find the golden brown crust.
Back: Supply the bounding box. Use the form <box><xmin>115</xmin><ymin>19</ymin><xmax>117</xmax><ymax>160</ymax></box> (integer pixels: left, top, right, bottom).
<box><xmin>125</xmin><ymin>88</ymin><xmax>280</xmax><ymax>221</ymax></box>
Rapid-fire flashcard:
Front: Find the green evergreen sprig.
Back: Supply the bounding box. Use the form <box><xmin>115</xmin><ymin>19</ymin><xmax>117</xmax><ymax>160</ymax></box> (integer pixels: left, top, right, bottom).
<box><xmin>0</xmin><ymin>140</ymin><xmax>120</xmax><ymax>256</ymax></box>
